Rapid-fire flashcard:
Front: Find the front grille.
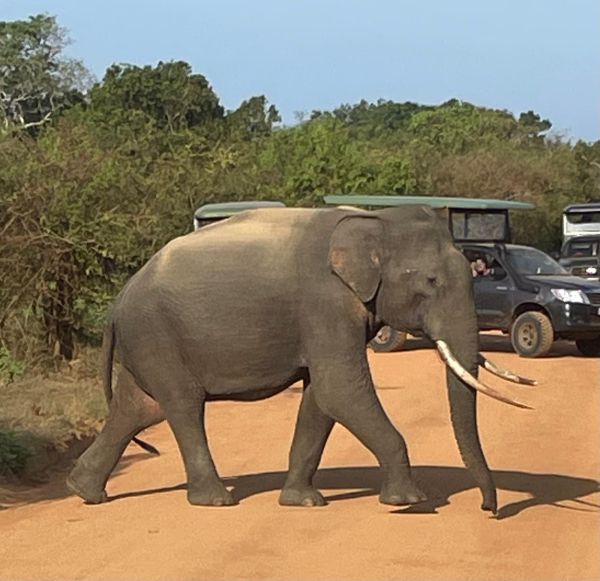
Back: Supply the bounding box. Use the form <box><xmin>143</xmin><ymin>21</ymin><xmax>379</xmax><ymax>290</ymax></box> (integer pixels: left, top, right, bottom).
<box><xmin>572</xmin><ymin>267</ymin><xmax>590</xmax><ymax>276</ymax></box>
<box><xmin>586</xmin><ymin>292</ymin><xmax>600</xmax><ymax>305</ymax></box>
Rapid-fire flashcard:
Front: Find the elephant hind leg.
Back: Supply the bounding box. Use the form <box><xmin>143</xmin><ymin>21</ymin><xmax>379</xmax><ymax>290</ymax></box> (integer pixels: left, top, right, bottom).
<box><xmin>123</xmin><ymin>357</ymin><xmax>233</xmax><ymax>507</ymax></box>
<box><xmin>67</xmin><ymin>369</ymin><xmax>164</xmax><ymax>504</ymax></box>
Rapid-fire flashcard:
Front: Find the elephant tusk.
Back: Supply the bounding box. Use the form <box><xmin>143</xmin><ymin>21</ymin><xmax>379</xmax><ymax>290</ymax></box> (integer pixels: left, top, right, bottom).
<box><xmin>436</xmin><ymin>340</ymin><xmax>533</xmax><ymax>410</ymax></box>
<box><xmin>477</xmin><ymin>354</ymin><xmax>537</xmax><ymax>386</ymax></box>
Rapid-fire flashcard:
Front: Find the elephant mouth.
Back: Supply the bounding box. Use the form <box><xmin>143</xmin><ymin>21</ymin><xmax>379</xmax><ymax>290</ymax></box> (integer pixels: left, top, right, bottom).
<box><xmin>435</xmin><ymin>340</ymin><xmax>535</xmax><ymax>409</ymax></box>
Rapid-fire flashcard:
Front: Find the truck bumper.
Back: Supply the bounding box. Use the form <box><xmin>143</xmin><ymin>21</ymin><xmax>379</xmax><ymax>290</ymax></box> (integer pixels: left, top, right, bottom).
<box><xmin>549</xmin><ymin>300</ymin><xmax>600</xmax><ymax>336</ymax></box>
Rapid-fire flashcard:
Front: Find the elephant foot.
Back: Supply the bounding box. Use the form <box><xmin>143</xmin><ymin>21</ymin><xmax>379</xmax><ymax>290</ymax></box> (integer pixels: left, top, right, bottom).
<box><xmin>481</xmin><ymin>489</ymin><xmax>498</xmax><ymax>515</ymax></box>
<box><xmin>379</xmin><ymin>480</ymin><xmax>427</xmax><ymax>506</ymax></box>
<box><xmin>279</xmin><ymin>486</ymin><xmax>326</xmax><ymax>507</ymax></box>
<box><xmin>187</xmin><ymin>483</ymin><xmax>235</xmax><ymax>507</ymax></box>
<box><xmin>66</xmin><ymin>469</ymin><xmax>108</xmax><ymax>505</ymax></box>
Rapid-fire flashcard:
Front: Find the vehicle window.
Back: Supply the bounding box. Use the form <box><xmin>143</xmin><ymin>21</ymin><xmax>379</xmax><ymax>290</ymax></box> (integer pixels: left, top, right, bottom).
<box><xmin>565</xmin><ymin>211</ymin><xmax>600</xmax><ymax>224</ymax></box>
<box><xmin>565</xmin><ymin>240</ymin><xmax>598</xmax><ymax>257</ymax></box>
<box><xmin>451</xmin><ymin>212</ymin><xmax>507</xmax><ymax>241</ymax></box>
<box><xmin>194</xmin><ymin>218</ymin><xmax>224</xmax><ymax>230</ymax></box>
<box><xmin>462</xmin><ymin>249</ymin><xmax>503</xmax><ymax>279</ymax></box>
<box><xmin>507</xmin><ymin>248</ymin><xmax>568</xmax><ymax>275</ymax></box>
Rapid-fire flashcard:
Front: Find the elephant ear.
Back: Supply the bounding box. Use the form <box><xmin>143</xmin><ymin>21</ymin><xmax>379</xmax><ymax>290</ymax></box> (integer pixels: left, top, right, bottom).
<box><xmin>328</xmin><ymin>216</ymin><xmax>384</xmax><ymax>302</ymax></box>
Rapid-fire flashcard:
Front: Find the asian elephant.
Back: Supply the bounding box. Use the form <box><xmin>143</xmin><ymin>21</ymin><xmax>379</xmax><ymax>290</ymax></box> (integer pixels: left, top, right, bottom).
<box><xmin>67</xmin><ymin>206</ymin><xmax>533</xmax><ymax>514</ymax></box>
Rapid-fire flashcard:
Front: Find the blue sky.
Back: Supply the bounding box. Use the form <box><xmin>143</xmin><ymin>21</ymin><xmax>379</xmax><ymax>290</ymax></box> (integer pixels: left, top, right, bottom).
<box><xmin>2</xmin><ymin>0</ymin><xmax>599</xmax><ymax>141</ymax></box>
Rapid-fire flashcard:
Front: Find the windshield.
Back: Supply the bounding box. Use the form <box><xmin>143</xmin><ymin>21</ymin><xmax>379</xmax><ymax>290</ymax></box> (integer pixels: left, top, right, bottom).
<box><xmin>565</xmin><ymin>211</ymin><xmax>600</xmax><ymax>224</ymax></box>
<box><xmin>507</xmin><ymin>247</ymin><xmax>568</xmax><ymax>275</ymax></box>
<box><xmin>564</xmin><ymin>239</ymin><xmax>598</xmax><ymax>258</ymax></box>
<box><xmin>194</xmin><ymin>217</ymin><xmax>227</xmax><ymax>230</ymax></box>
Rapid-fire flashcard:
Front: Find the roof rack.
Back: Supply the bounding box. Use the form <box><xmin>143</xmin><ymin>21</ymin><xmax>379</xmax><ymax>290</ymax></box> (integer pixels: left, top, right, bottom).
<box><xmin>323</xmin><ymin>195</ymin><xmax>535</xmax><ymax>211</ymax></box>
<box><xmin>194</xmin><ymin>201</ymin><xmax>286</xmax><ymax>220</ymax></box>
<box><xmin>324</xmin><ymin>195</ymin><xmax>535</xmax><ymax>243</ymax></box>
<box><xmin>563</xmin><ymin>202</ymin><xmax>600</xmax><ymax>213</ymax></box>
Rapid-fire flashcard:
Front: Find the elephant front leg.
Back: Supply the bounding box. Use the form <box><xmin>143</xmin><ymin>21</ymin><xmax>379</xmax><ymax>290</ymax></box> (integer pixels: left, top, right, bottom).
<box><xmin>310</xmin><ymin>357</ymin><xmax>427</xmax><ymax>507</ymax></box>
<box><xmin>280</xmin><ymin>383</ymin><xmax>334</xmax><ymax>507</ymax></box>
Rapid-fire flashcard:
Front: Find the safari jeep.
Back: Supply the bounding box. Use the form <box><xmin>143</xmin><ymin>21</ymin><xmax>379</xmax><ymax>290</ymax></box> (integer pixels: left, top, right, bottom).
<box><xmin>558</xmin><ymin>203</ymin><xmax>600</xmax><ymax>279</ymax></box>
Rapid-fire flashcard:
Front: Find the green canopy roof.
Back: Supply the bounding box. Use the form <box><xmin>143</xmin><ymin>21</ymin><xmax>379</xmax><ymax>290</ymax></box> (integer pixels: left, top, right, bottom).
<box><xmin>194</xmin><ymin>201</ymin><xmax>286</xmax><ymax>219</ymax></box>
<box><xmin>323</xmin><ymin>195</ymin><xmax>535</xmax><ymax>210</ymax></box>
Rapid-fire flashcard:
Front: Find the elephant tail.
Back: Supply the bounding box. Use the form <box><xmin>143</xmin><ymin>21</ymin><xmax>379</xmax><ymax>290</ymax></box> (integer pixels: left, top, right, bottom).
<box><xmin>102</xmin><ymin>314</ymin><xmax>159</xmax><ymax>456</ymax></box>
<box><xmin>102</xmin><ymin>316</ymin><xmax>116</xmax><ymax>405</ymax></box>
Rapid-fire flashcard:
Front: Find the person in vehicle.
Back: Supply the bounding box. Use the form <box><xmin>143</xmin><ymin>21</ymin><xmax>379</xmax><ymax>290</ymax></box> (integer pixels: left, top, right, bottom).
<box><xmin>471</xmin><ymin>257</ymin><xmax>491</xmax><ymax>278</ymax></box>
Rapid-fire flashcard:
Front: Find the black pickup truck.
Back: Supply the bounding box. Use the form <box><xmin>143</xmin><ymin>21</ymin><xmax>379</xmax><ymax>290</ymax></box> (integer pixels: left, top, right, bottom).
<box><xmin>372</xmin><ymin>242</ymin><xmax>600</xmax><ymax>357</ymax></box>
<box><xmin>461</xmin><ymin>242</ymin><xmax>600</xmax><ymax>357</ymax></box>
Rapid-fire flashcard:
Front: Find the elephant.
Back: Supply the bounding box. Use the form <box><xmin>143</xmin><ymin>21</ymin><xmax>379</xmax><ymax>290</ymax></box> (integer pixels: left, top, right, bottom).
<box><xmin>67</xmin><ymin>205</ymin><xmax>534</xmax><ymax>514</ymax></box>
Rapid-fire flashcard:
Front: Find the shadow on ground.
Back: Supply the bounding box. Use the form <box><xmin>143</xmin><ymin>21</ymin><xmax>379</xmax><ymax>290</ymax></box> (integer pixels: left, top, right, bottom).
<box><xmin>3</xmin><ymin>454</ymin><xmax>598</xmax><ymax>520</ymax></box>
<box><xmin>0</xmin><ymin>450</ymin><xmax>150</xmax><ymax>509</ymax></box>
<box><xmin>104</xmin><ymin>465</ymin><xmax>599</xmax><ymax>521</ymax></box>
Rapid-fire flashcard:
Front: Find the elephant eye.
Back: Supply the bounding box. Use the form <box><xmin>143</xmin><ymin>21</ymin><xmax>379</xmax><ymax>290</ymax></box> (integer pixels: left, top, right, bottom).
<box><xmin>427</xmin><ymin>275</ymin><xmax>439</xmax><ymax>288</ymax></box>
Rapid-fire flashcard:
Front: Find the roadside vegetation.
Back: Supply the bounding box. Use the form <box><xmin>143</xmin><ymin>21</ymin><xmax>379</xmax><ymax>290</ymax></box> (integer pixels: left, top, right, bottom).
<box><xmin>1</xmin><ymin>14</ymin><xmax>599</xmax><ymax>478</ymax></box>
<box><xmin>0</xmin><ymin>349</ymin><xmax>106</xmax><ymax>478</ymax></box>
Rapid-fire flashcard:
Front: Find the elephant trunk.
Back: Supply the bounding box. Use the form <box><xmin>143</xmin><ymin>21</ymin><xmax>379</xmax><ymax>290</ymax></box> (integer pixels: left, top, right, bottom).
<box><xmin>427</xmin><ymin>309</ymin><xmax>497</xmax><ymax>513</ymax></box>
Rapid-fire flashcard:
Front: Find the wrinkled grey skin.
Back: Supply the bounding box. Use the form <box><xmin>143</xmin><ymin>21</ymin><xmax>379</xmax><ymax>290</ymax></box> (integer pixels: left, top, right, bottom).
<box><xmin>67</xmin><ymin>206</ymin><xmax>497</xmax><ymax>513</ymax></box>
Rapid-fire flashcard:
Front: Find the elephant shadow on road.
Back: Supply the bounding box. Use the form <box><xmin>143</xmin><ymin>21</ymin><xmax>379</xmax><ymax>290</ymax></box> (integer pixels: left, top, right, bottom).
<box><xmin>229</xmin><ymin>466</ymin><xmax>599</xmax><ymax>519</ymax></box>
<box><xmin>110</xmin><ymin>464</ymin><xmax>599</xmax><ymax>520</ymax></box>
<box><xmin>5</xmin><ymin>457</ymin><xmax>597</xmax><ymax>520</ymax></box>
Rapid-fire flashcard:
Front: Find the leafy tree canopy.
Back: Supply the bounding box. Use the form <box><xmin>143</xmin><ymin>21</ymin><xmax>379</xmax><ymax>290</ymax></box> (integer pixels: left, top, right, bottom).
<box><xmin>0</xmin><ymin>14</ymin><xmax>91</xmax><ymax>135</ymax></box>
<box><xmin>88</xmin><ymin>61</ymin><xmax>224</xmax><ymax>132</ymax></box>
<box><xmin>312</xmin><ymin>99</ymin><xmax>431</xmax><ymax>139</ymax></box>
<box><xmin>225</xmin><ymin>95</ymin><xmax>281</xmax><ymax>140</ymax></box>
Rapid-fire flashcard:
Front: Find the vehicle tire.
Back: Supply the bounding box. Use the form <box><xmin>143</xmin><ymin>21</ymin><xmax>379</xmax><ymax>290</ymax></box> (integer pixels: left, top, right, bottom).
<box><xmin>510</xmin><ymin>311</ymin><xmax>554</xmax><ymax>358</ymax></box>
<box><xmin>575</xmin><ymin>336</ymin><xmax>600</xmax><ymax>357</ymax></box>
<box><xmin>369</xmin><ymin>326</ymin><xmax>407</xmax><ymax>352</ymax></box>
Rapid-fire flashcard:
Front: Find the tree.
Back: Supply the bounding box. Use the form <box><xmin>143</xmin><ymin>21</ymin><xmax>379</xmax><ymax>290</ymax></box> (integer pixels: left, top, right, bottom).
<box><xmin>311</xmin><ymin>99</ymin><xmax>429</xmax><ymax>141</ymax></box>
<box><xmin>258</xmin><ymin>117</ymin><xmax>371</xmax><ymax>205</ymax></box>
<box><xmin>0</xmin><ymin>14</ymin><xmax>91</xmax><ymax>135</ymax></box>
<box><xmin>517</xmin><ymin>111</ymin><xmax>552</xmax><ymax>143</ymax></box>
<box><xmin>88</xmin><ymin>61</ymin><xmax>224</xmax><ymax>133</ymax></box>
<box><xmin>407</xmin><ymin>100</ymin><xmax>518</xmax><ymax>155</ymax></box>
<box><xmin>225</xmin><ymin>96</ymin><xmax>280</xmax><ymax>140</ymax></box>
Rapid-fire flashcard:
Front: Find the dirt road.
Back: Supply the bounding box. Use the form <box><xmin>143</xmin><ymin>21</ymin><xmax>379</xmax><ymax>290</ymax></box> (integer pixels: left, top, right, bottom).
<box><xmin>1</xmin><ymin>335</ymin><xmax>599</xmax><ymax>580</ymax></box>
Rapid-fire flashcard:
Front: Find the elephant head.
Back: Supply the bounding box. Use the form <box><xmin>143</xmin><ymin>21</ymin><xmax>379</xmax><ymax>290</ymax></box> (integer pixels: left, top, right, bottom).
<box><xmin>329</xmin><ymin>205</ymin><xmax>534</xmax><ymax>513</ymax></box>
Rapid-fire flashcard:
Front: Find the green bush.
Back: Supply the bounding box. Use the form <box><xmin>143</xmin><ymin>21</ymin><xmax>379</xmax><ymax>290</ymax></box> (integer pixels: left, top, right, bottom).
<box><xmin>0</xmin><ymin>431</ymin><xmax>31</xmax><ymax>475</ymax></box>
<box><xmin>0</xmin><ymin>347</ymin><xmax>25</xmax><ymax>384</ymax></box>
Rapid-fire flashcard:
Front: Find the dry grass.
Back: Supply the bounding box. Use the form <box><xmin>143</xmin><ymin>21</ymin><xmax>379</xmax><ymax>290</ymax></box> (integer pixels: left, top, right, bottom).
<box><xmin>0</xmin><ymin>347</ymin><xmax>107</xmax><ymax>477</ymax></box>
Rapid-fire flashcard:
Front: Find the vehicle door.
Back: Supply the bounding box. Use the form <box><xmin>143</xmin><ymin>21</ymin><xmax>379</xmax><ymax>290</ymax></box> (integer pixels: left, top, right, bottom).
<box><xmin>462</xmin><ymin>247</ymin><xmax>514</xmax><ymax>330</ymax></box>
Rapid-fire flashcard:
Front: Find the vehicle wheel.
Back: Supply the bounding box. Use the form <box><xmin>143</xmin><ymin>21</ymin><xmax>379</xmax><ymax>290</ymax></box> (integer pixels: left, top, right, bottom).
<box><xmin>369</xmin><ymin>326</ymin><xmax>407</xmax><ymax>353</ymax></box>
<box><xmin>576</xmin><ymin>336</ymin><xmax>600</xmax><ymax>357</ymax></box>
<box><xmin>510</xmin><ymin>311</ymin><xmax>554</xmax><ymax>358</ymax></box>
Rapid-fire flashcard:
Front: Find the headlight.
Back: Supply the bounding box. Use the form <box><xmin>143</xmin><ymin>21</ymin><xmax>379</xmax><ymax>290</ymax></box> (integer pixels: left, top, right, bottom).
<box><xmin>550</xmin><ymin>289</ymin><xmax>590</xmax><ymax>304</ymax></box>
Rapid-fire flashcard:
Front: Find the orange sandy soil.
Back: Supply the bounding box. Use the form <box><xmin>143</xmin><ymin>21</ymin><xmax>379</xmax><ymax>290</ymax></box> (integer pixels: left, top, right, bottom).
<box><xmin>1</xmin><ymin>334</ymin><xmax>599</xmax><ymax>581</ymax></box>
